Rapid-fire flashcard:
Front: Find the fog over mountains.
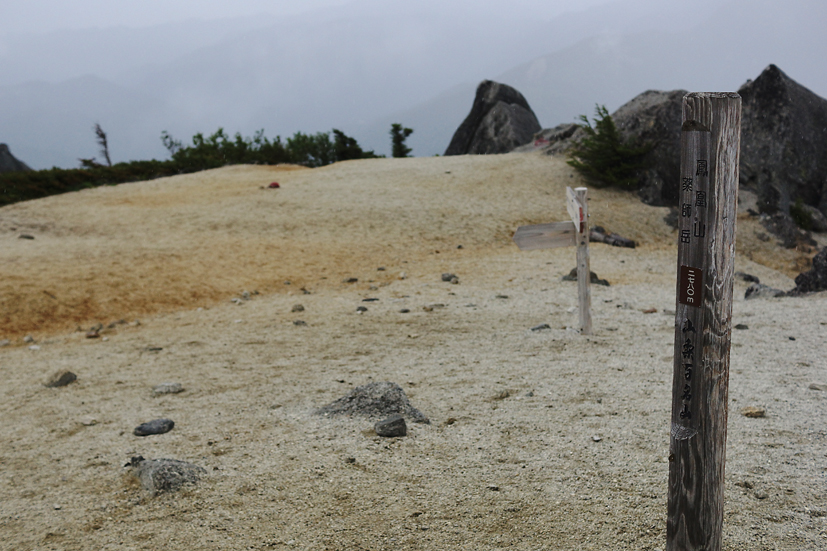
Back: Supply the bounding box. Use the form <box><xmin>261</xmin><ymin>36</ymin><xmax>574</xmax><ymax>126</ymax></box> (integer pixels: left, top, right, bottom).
<box><xmin>1</xmin><ymin>0</ymin><xmax>824</xmax><ymax>169</ymax></box>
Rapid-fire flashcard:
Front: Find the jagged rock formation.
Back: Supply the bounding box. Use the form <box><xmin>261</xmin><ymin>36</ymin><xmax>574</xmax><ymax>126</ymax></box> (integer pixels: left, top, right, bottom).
<box><xmin>445</xmin><ymin>80</ymin><xmax>541</xmax><ymax>155</ymax></box>
<box><xmin>739</xmin><ymin>65</ymin><xmax>827</xmax><ymax>218</ymax></box>
<box><xmin>0</xmin><ymin>144</ymin><xmax>32</xmax><ymax>173</ymax></box>
<box><xmin>790</xmin><ymin>247</ymin><xmax>827</xmax><ymax>295</ymax></box>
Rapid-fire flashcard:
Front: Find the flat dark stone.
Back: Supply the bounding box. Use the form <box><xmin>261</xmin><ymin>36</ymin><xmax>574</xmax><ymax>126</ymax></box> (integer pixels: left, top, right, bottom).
<box><xmin>45</xmin><ymin>370</ymin><xmax>77</xmax><ymax>388</ymax></box>
<box><xmin>531</xmin><ymin>323</ymin><xmax>551</xmax><ymax>332</ymax></box>
<box><xmin>375</xmin><ymin>414</ymin><xmax>407</xmax><ymax>437</ymax></box>
<box><xmin>134</xmin><ymin>418</ymin><xmax>174</xmax><ymax>436</ymax></box>
<box><xmin>734</xmin><ymin>324</ymin><xmax>749</xmax><ymax>330</ymax></box>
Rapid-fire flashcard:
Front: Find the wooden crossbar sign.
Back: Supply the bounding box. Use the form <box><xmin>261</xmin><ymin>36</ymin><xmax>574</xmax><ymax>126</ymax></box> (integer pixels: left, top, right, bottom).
<box><xmin>512</xmin><ymin>186</ymin><xmax>592</xmax><ymax>335</ymax></box>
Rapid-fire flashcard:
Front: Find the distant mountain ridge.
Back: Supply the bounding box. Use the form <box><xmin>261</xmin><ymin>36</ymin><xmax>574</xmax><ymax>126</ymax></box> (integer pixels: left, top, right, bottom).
<box><xmin>0</xmin><ymin>0</ymin><xmax>825</xmax><ymax>168</ymax></box>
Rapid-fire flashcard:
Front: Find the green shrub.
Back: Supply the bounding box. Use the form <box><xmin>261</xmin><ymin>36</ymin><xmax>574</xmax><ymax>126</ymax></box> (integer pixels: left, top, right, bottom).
<box><xmin>566</xmin><ymin>105</ymin><xmax>653</xmax><ymax>189</ymax></box>
<box><xmin>789</xmin><ymin>198</ymin><xmax>813</xmax><ymax>230</ymax></box>
<box><xmin>0</xmin><ymin>127</ymin><xmax>380</xmax><ymax>208</ymax></box>
<box><xmin>390</xmin><ymin>123</ymin><xmax>413</xmax><ymax>158</ymax></box>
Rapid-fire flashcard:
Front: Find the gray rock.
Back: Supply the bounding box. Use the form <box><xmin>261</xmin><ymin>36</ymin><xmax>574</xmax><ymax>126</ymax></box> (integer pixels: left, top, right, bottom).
<box><xmin>291</xmin><ymin>304</ymin><xmax>305</xmax><ymax>312</ymax></box>
<box><xmin>0</xmin><ymin>143</ymin><xmax>32</xmax><ymax>173</ymax></box>
<box><xmin>152</xmin><ymin>382</ymin><xmax>184</xmax><ymax>396</ymax></box>
<box><xmin>562</xmin><ymin>268</ymin><xmax>610</xmax><ymax>286</ymax></box>
<box><xmin>45</xmin><ymin>370</ymin><xmax>77</xmax><ymax>388</ymax></box>
<box><xmin>133</xmin><ymin>418</ymin><xmax>174</xmax><ymax>436</ymax></box>
<box><xmin>744</xmin><ymin>283</ymin><xmax>786</xmax><ymax>300</ymax></box>
<box><xmin>512</xmin><ymin>123</ymin><xmax>579</xmax><ymax>154</ymax></box>
<box><xmin>802</xmin><ymin>204</ymin><xmax>827</xmax><ymax>233</ymax></box>
<box><xmin>734</xmin><ymin>324</ymin><xmax>749</xmax><ymax>330</ymax></box>
<box><xmin>760</xmin><ymin>212</ymin><xmax>816</xmax><ymax>249</ymax></box>
<box><xmin>374</xmin><ymin>414</ymin><xmax>407</xmax><ymax>437</ymax></box>
<box><xmin>530</xmin><ymin>324</ymin><xmax>551</xmax><ymax>332</ymax></box>
<box><xmin>735</xmin><ymin>272</ymin><xmax>760</xmax><ymax>284</ymax></box>
<box><xmin>127</xmin><ymin>456</ymin><xmax>205</xmax><ymax>495</ymax></box>
<box><xmin>316</xmin><ymin>381</ymin><xmax>429</xmax><ymax>423</ymax></box>
<box><xmin>790</xmin><ymin>247</ymin><xmax>827</xmax><ymax>294</ymax></box>
<box><xmin>808</xmin><ymin>383</ymin><xmax>827</xmax><ymax>391</ymax></box>
<box><xmin>0</xmin><ymin>339</ymin><xmax>9</xmax><ymax>347</ymax></box>
<box><xmin>739</xmin><ymin>65</ymin><xmax>827</xmax><ymax>220</ymax></box>
<box><xmin>444</xmin><ymin>80</ymin><xmax>541</xmax><ymax>155</ymax></box>
<box><xmin>293</xmin><ymin>320</ymin><xmax>307</xmax><ymax>326</ymax></box>
<box><xmin>23</xmin><ymin>335</ymin><xmax>34</xmax><ymax>343</ymax></box>
<box><xmin>356</xmin><ymin>306</ymin><xmax>368</xmax><ymax>312</ymax></box>
<box><xmin>441</xmin><ymin>273</ymin><xmax>457</xmax><ymax>282</ymax></box>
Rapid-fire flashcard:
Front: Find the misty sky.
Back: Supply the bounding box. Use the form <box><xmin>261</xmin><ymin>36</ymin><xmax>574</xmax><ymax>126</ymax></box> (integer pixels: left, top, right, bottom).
<box><xmin>1</xmin><ymin>0</ymin><xmax>824</xmax><ymax>168</ymax></box>
<box><xmin>1</xmin><ymin>0</ymin><xmax>613</xmax><ymax>35</ymax></box>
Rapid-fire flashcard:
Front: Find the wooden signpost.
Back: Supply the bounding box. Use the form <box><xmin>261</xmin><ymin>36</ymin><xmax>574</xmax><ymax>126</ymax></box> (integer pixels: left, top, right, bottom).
<box><xmin>512</xmin><ymin>186</ymin><xmax>591</xmax><ymax>334</ymax></box>
<box><xmin>667</xmin><ymin>93</ymin><xmax>741</xmax><ymax>551</ymax></box>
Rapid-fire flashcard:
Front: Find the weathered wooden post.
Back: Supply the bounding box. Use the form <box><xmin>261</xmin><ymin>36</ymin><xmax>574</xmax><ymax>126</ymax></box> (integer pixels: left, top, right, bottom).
<box><xmin>570</xmin><ymin>187</ymin><xmax>591</xmax><ymax>335</ymax></box>
<box><xmin>512</xmin><ymin>186</ymin><xmax>591</xmax><ymax>334</ymax></box>
<box><xmin>667</xmin><ymin>93</ymin><xmax>741</xmax><ymax>551</ymax></box>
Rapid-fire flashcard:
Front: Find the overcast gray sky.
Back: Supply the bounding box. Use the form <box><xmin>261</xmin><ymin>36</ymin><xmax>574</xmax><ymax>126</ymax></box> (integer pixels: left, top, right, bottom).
<box><xmin>0</xmin><ymin>0</ymin><xmax>613</xmax><ymax>35</ymax></box>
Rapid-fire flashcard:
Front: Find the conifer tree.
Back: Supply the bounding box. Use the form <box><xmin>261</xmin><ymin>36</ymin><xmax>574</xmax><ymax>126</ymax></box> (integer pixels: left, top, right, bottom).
<box><xmin>566</xmin><ymin>105</ymin><xmax>653</xmax><ymax>189</ymax></box>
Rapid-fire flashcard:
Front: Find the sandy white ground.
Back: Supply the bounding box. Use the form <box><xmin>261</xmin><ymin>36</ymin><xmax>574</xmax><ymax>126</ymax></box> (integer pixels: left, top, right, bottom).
<box><xmin>0</xmin><ymin>153</ymin><xmax>825</xmax><ymax>550</ymax></box>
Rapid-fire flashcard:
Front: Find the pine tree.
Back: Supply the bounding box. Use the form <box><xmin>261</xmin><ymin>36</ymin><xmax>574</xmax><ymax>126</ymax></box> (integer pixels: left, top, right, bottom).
<box><xmin>390</xmin><ymin>123</ymin><xmax>413</xmax><ymax>158</ymax></box>
<box><xmin>566</xmin><ymin>105</ymin><xmax>653</xmax><ymax>189</ymax></box>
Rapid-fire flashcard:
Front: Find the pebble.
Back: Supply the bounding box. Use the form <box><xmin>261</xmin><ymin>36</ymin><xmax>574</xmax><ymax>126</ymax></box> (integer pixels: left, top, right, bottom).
<box><xmin>152</xmin><ymin>382</ymin><xmax>184</xmax><ymax>396</ymax></box>
<box><xmin>0</xmin><ymin>339</ymin><xmax>9</xmax><ymax>347</ymax></box>
<box><xmin>530</xmin><ymin>324</ymin><xmax>551</xmax><ymax>332</ymax></box>
<box><xmin>362</xmin><ymin>298</ymin><xmax>379</xmax><ymax>302</ymax></box>
<box><xmin>592</xmin><ymin>436</ymin><xmax>602</xmax><ymax>442</ymax></box>
<box><xmin>29</xmin><ymin>345</ymin><xmax>41</xmax><ymax>350</ymax></box>
<box><xmin>754</xmin><ymin>490</ymin><xmax>769</xmax><ymax>500</ymax></box>
<box><xmin>343</xmin><ymin>277</ymin><xmax>358</xmax><ymax>283</ymax></box>
<box><xmin>133</xmin><ymin>418</ymin><xmax>175</xmax><ymax>436</ymax></box>
<box><xmin>19</xmin><ymin>234</ymin><xmax>35</xmax><ymax>240</ymax></box>
<box><xmin>356</xmin><ymin>306</ymin><xmax>368</xmax><ymax>313</ymax></box>
<box><xmin>293</xmin><ymin>320</ymin><xmax>307</xmax><ymax>326</ymax></box>
<box><xmin>375</xmin><ymin>414</ymin><xmax>407</xmax><ymax>437</ymax></box>
<box><xmin>487</xmin><ymin>485</ymin><xmax>500</xmax><ymax>491</ymax></box>
<box><xmin>80</xmin><ymin>416</ymin><xmax>98</xmax><ymax>426</ymax></box>
<box><xmin>377</xmin><ymin>267</ymin><xmax>386</xmax><ymax>271</ymax></box>
<box><xmin>45</xmin><ymin>370</ymin><xmax>77</xmax><ymax>388</ymax></box>
<box><xmin>495</xmin><ymin>295</ymin><xmax>509</xmax><ymax>299</ymax></box>
<box><xmin>642</xmin><ymin>308</ymin><xmax>657</xmax><ymax>314</ymax></box>
<box><xmin>399</xmin><ymin>309</ymin><xmax>410</xmax><ymax>313</ymax></box>
<box><xmin>441</xmin><ymin>273</ymin><xmax>458</xmax><ymax>283</ymax></box>
<box><xmin>741</xmin><ymin>406</ymin><xmax>766</xmax><ymax>418</ymax></box>
<box><xmin>86</xmin><ymin>330</ymin><xmax>100</xmax><ymax>338</ymax></box>
<box><xmin>808</xmin><ymin>383</ymin><xmax>827</xmax><ymax>391</ymax></box>
<box><xmin>398</xmin><ymin>272</ymin><xmax>407</xmax><ymax>280</ymax></box>
<box><xmin>734</xmin><ymin>324</ymin><xmax>749</xmax><ymax>330</ymax></box>
<box><xmin>291</xmin><ymin>304</ymin><xmax>305</xmax><ymax>312</ymax></box>
<box><xmin>23</xmin><ymin>335</ymin><xmax>34</xmax><ymax>343</ymax></box>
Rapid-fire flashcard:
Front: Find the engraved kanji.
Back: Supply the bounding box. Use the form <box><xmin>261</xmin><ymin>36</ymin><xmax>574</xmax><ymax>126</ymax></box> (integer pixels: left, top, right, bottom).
<box><xmin>682</xmin><ymin>319</ymin><xmax>696</xmax><ymax>333</ymax></box>
<box><xmin>682</xmin><ymin>177</ymin><xmax>694</xmax><ymax>192</ymax></box>
<box><xmin>680</xmin><ymin>230</ymin><xmax>691</xmax><ymax>244</ymax></box>
<box><xmin>681</xmin><ymin>384</ymin><xmax>693</xmax><ymax>401</ymax></box>
<box><xmin>696</xmin><ymin>160</ymin><xmax>708</xmax><ymax>177</ymax></box>
<box><xmin>680</xmin><ymin>404</ymin><xmax>692</xmax><ymax>419</ymax></box>
<box><xmin>682</xmin><ymin>203</ymin><xmax>692</xmax><ymax>217</ymax></box>
<box><xmin>695</xmin><ymin>191</ymin><xmax>707</xmax><ymax>207</ymax></box>
<box><xmin>694</xmin><ymin>223</ymin><xmax>706</xmax><ymax>238</ymax></box>
<box><xmin>682</xmin><ymin>338</ymin><xmax>695</xmax><ymax>359</ymax></box>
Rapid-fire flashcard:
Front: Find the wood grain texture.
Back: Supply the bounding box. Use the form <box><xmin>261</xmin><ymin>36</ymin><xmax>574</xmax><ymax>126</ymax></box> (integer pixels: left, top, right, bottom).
<box><xmin>667</xmin><ymin>93</ymin><xmax>741</xmax><ymax>551</ymax></box>
<box><xmin>575</xmin><ymin>187</ymin><xmax>592</xmax><ymax>335</ymax></box>
<box><xmin>512</xmin><ymin>221</ymin><xmax>577</xmax><ymax>251</ymax></box>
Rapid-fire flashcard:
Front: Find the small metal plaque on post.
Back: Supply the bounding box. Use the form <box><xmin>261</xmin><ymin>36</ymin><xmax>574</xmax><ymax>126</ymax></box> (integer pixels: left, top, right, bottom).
<box><xmin>678</xmin><ymin>265</ymin><xmax>703</xmax><ymax>307</ymax></box>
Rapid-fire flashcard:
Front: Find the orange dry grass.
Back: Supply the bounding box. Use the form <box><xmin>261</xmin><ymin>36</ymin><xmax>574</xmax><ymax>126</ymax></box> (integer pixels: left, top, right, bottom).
<box><xmin>0</xmin><ymin>154</ymin><xmax>813</xmax><ymax>339</ymax></box>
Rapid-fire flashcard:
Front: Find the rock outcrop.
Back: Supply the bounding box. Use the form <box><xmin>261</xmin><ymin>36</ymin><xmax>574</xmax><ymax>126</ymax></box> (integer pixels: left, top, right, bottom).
<box><xmin>445</xmin><ymin>81</ymin><xmax>541</xmax><ymax>155</ymax></box>
<box><xmin>790</xmin><ymin>247</ymin><xmax>827</xmax><ymax>295</ymax></box>
<box><xmin>0</xmin><ymin>144</ymin><xmax>32</xmax><ymax>173</ymax></box>
<box><xmin>739</xmin><ymin>65</ymin><xmax>827</xmax><ymax>219</ymax></box>
<box><xmin>611</xmin><ymin>89</ymin><xmax>687</xmax><ymax>206</ymax></box>
<box><xmin>534</xmin><ymin>65</ymin><xmax>827</xmax><ymax>225</ymax></box>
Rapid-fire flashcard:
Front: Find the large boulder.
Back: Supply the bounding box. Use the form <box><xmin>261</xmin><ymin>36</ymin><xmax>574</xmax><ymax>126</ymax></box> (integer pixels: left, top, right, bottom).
<box><xmin>444</xmin><ymin>80</ymin><xmax>541</xmax><ymax>155</ymax></box>
<box><xmin>0</xmin><ymin>144</ymin><xmax>31</xmax><ymax>173</ymax></box>
<box><xmin>790</xmin><ymin>247</ymin><xmax>827</xmax><ymax>295</ymax></box>
<box><xmin>611</xmin><ymin>89</ymin><xmax>687</xmax><ymax>206</ymax></box>
<box><xmin>739</xmin><ymin>64</ymin><xmax>827</xmax><ymax>219</ymax></box>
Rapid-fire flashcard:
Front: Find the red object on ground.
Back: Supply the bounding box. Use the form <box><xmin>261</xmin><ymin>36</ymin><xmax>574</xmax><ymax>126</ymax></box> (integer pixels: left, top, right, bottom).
<box><xmin>268</xmin><ymin>182</ymin><xmax>280</xmax><ymax>188</ymax></box>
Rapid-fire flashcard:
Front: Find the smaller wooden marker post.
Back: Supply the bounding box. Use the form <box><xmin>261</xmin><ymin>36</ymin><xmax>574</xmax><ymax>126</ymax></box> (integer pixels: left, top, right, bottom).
<box><xmin>512</xmin><ymin>186</ymin><xmax>591</xmax><ymax>335</ymax></box>
<box><xmin>667</xmin><ymin>93</ymin><xmax>741</xmax><ymax>551</ymax></box>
